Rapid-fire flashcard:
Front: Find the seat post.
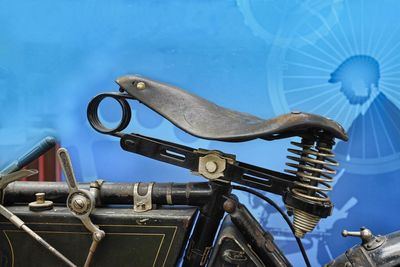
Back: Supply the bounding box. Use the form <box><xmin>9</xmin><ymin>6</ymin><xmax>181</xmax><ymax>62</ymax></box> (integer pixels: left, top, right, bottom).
<box><xmin>182</xmin><ymin>181</ymin><xmax>231</xmax><ymax>267</ymax></box>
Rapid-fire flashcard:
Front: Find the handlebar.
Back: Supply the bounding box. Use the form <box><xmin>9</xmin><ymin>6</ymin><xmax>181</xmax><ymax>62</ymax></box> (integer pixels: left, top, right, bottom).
<box><xmin>3</xmin><ymin>181</ymin><xmax>213</xmax><ymax>207</ymax></box>
<box><xmin>1</xmin><ymin>136</ymin><xmax>56</xmax><ymax>174</ymax></box>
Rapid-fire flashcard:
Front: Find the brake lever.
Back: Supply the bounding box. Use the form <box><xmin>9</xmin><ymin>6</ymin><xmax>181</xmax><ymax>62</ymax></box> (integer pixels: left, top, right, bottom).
<box><xmin>57</xmin><ymin>148</ymin><xmax>105</xmax><ymax>267</ymax></box>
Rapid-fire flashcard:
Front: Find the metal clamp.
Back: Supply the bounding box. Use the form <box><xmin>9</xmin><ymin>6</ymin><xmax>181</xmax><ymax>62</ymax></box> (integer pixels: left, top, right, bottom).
<box><xmin>133</xmin><ymin>182</ymin><xmax>154</xmax><ymax>212</ymax></box>
<box><xmin>90</xmin><ymin>179</ymin><xmax>105</xmax><ymax>206</ymax></box>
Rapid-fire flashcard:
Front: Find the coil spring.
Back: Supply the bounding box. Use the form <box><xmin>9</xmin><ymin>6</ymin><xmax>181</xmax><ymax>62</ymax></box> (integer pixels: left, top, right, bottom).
<box><xmin>285</xmin><ymin>137</ymin><xmax>338</xmax><ymax>203</ymax></box>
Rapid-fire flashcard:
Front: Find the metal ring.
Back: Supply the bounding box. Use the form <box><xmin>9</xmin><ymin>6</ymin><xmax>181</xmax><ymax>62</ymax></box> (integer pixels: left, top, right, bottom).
<box><xmin>166</xmin><ymin>183</ymin><xmax>173</xmax><ymax>205</ymax></box>
<box><xmin>87</xmin><ymin>93</ymin><xmax>132</xmax><ymax>134</ymax></box>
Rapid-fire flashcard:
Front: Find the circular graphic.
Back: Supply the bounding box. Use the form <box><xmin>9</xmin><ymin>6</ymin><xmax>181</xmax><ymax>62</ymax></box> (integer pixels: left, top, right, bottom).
<box><xmin>237</xmin><ymin>0</ymin><xmax>344</xmax><ymax>47</ymax></box>
<box><xmin>266</xmin><ymin>0</ymin><xmax>400</xmax><ymax>174</ymax></box>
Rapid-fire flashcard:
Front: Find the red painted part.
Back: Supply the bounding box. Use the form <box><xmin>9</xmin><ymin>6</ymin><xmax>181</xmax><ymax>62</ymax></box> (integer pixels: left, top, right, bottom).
<box><xmin>23</xmin><ymin>143</ymin><xmax>60</xmax><ymax>182</ymax></box>
<box><xmin>55</xmin><ymin>143</ymin><xmax>61</xmax><ymax>182</ymax></box>
<box><xmin>39</xmin><ymin>156</ymin><xmax>45</xmax><ymax>181</ymax></box>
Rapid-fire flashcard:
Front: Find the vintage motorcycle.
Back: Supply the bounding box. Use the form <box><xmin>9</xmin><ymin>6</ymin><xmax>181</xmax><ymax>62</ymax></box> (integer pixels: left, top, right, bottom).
<box><xmin>0</xmin><ymin>75</ymin><xmax>399</xmax><ymax>267</ymax></box>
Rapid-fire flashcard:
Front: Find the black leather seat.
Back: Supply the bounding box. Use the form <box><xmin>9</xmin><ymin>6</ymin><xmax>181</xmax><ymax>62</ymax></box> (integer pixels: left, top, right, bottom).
<box><xmin>116</xmin><ymin>75</ymin><xmax>348</xmax><ymax>142</ymax></box>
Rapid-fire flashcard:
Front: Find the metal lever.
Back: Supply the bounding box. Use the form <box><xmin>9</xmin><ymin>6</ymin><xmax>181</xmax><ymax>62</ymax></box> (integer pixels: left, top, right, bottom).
<box><xmin>342</xmin><ymin>227</ymin><xmax>374</xmax><ymax>244</ymax></box>
<box><xmin>0</xmin><ymin>169</ymin><xmax>38</xmax><ymax>189</ymax></box>
<box><xmin>0</xmin><ymin>170</ymin><xmax>77</xmax><ymax>267</ymax></box>
<box><xmin>342</xmin><ymin>230</ymin><xmax>363</xmax><ymax>237</ymax></box>
<box><xmin>342</xmin><ymin>227</ymin><xmax>385</xmax><ymax>251</ymax></box>
<box><xmin>57</xmin><ymin>148</ymin><xmax>105</xmax><ymax>267</ymax></box>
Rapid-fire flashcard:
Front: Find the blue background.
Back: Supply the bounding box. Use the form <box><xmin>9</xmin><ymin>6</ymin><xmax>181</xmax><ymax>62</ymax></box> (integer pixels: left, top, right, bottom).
<box><xmin>1</xmin><ymin>1</ymin><xmax>400</xmax><ymax>266</ymax></box>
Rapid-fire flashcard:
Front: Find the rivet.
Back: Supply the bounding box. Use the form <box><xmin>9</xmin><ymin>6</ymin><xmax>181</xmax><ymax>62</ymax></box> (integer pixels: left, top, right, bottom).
<box><xmin>136</xmin><ymin>81</ymin><xmax>146</xmax><ymax>90</ymax></box>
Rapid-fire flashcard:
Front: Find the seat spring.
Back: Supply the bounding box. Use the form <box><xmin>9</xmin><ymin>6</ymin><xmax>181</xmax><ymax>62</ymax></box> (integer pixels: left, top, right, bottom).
<box><xmin>284</xmin><ymin>138</ymin><xmax>338</xmax><ymax>203</ymax></box>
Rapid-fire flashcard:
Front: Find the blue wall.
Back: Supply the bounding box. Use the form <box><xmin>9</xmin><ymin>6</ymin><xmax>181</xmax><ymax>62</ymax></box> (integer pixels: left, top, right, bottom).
<box><xmin>1</xmin><ymin>1</ymin><xmax>400</xmax><ymax>266</ymax></box>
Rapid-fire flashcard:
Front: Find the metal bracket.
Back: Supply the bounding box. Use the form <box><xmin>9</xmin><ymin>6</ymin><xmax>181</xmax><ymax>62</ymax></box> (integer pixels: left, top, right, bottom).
<box><xmin>133</xmin><ymin>183</ymin><xmax>154</xmax><ymax>212</ymax></box>
<box><xmin>90</xmin><ymin>179</ymin><xmax>105</xmax><ymax>206</ymax></box>
<box><xmin>119</xmin><ymin>133</ymin><xmax>297</xmax><ymax>196</ymax></box>
<box><xmin>198</xmin><ymin>153</ymin><xmax>227</xmax><ymax>180</ymax></box>
<box><xmin>196</xmin><ymin>150</ymin><xmax>235</xmax><ymax>181</ymax></box>
<box><xmin>364</xmin><ymin>236</ymin><xmax>385</xmax><ymax>251</ymax></box>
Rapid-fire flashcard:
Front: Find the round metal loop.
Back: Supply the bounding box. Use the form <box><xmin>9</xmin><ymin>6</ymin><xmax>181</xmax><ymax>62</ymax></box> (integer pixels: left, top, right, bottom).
<box><xmin>87</xmin><ymin>93</ymin><xmax>132</xmax><ymax>134</ymax></box>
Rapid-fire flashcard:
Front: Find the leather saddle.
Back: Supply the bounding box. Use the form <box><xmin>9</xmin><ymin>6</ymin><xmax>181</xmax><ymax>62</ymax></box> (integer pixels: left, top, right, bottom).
<box><xmin>116</xmin><ymin>75</ymin><xmax>348</xmax><ymax>142</ymax></box>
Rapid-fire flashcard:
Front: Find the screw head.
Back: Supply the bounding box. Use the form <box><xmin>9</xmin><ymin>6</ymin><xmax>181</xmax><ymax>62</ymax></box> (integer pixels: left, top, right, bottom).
<box><xmin>73</xmin><ymin>198</ymin><xmax>85</xmax><ymax>209</ymax></box>
<box><xmin>136</xmin><ymin>81</ymin><xmax>146</xmax><ymax>90</ymax></box>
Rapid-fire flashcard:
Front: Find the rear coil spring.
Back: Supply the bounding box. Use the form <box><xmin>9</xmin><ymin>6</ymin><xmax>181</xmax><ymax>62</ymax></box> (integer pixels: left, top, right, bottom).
<box><xmin>285</xmin><ymin>137</ymin><xmax>338</xmax><ymax>203</ymax></box>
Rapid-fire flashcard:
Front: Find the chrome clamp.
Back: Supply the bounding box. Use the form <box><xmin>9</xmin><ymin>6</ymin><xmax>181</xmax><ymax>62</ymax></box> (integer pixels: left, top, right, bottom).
<box><xmin>133</xmin><ymin>182</ymin><xmax>154</xmax><ymax>212</ymax></box>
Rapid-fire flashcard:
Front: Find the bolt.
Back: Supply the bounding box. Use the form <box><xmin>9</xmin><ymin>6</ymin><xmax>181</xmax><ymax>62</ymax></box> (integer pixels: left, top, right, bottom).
<box><xmin>136</xmin><ymin>81</ymin><xmax>146</xmax><ymax>90</ymax></box>
<box><xmin>205</xmin><ymin>161</ymin><xmax>218</xmax><ymax>173</ymax></box>
<box><xmin>35</xmin><ymin>193</ymin><xmax>45</xmax><ymax>204</ymax></box>
<box><xmin>94</xmin><ymin>232</ymin><xmax>103</xmax><ymax>241</ymax></box>
<box><xmin>136</xmin><ymin>202</ymin><xmax>146</xmax><ymax>210</ymax></box>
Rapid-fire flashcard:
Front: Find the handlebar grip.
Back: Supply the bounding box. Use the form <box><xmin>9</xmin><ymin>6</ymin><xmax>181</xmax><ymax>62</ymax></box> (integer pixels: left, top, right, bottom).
<box><xmin>1</xmin><ymin>136</ymin><xmax>56</xmax><ymax>174</ymax></box>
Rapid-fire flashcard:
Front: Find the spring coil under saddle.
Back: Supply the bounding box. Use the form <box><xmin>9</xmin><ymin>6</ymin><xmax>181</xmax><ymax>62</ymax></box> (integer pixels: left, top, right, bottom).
<box><xmin>285</xmin><ymin>136</ymin><xmax>338</xmax><ymax>203</ymax></box>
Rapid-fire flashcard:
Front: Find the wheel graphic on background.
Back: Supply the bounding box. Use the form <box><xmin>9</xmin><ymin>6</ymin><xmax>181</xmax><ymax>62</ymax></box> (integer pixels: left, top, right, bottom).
<box><xmin>237</xmin><ymin>0</ymin><xmax>343</xmax><ymax>47</ymax></box>
<box><xmin>265</xmin><ymin>0</ymin><xmax>400</xmax><ymax>174</ymax></box>
<box><xmin>240</xmin><ymin>1</ymin><xmax>400</xmax><ymax>265</ymax></box>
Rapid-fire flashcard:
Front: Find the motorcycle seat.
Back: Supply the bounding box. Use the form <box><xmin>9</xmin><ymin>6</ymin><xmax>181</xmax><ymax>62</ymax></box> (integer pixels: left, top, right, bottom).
<box><xmin>116</xmin><ymin>75</ymin><xmax>348</xmax><ymax>142</ymax></box>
